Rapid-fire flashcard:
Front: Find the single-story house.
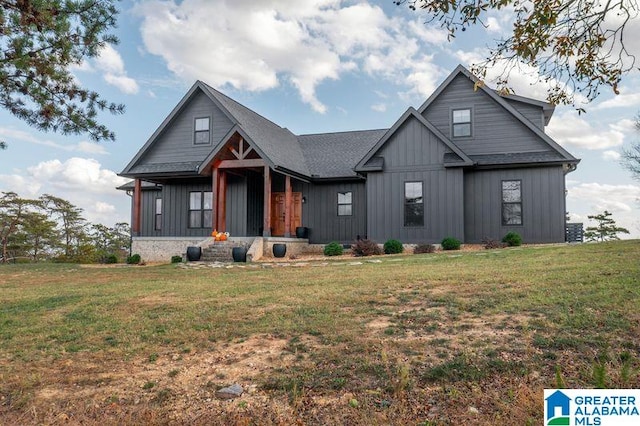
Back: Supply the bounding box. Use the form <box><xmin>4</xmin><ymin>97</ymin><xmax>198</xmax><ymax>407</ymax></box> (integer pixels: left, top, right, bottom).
<box><xmin>118</xmin><ymin>65</ymin><xmax>579</xmax><ymax>261</ymax></box>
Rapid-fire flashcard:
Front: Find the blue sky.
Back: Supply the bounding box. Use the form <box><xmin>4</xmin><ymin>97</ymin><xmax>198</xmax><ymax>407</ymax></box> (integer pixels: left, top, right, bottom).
<box><xmin>1</xmin><ymin>0</ymin><xmax>639</xmax><ymax>237</ymax></box>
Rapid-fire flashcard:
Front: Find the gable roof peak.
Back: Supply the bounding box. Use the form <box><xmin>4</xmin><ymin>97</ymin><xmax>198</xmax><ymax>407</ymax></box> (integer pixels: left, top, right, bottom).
<box><xmin>417</xmin><ymin>64</ymin><xmax>577</xmax><ymax>163</ymax></box>
<box><xmin>355</xmin><ymin>107</ymin><xmax>473</xmax><ymax>171</ymax></box>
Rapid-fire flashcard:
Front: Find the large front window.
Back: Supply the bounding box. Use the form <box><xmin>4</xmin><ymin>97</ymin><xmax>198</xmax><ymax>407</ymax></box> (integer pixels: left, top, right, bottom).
<box><xmin>502</xmin><ymin>180</ymin><xmax>522</xmax><ymax>225</ymax></box>
<box><xmin>189</xmin><ymin>191</ymin><xmax>213</xmax><ymax>228</ymax></box>
<box><xmin>404</xmin><ymin>181</ymin><xmax>424</xmax><ymax>227</ymax></box>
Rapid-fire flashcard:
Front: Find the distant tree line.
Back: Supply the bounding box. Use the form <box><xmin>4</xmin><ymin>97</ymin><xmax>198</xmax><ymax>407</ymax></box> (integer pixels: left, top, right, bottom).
<box><xmin>0</xmin><ymin>192</ymin><xmax>130</xmax><ymax>264</ymax></box>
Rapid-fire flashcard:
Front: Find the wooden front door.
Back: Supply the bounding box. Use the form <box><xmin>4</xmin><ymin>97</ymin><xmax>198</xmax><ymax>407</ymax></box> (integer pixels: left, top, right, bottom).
<box><xmin>271</xmin><ymin>192</ymin><xmax>302</xmax><ymax>236</ymax></box>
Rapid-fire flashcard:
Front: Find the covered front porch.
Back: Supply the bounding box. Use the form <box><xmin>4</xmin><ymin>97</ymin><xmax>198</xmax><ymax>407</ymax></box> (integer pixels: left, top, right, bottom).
<box><xmin>129</xmin><ymin>132</ymin><xmax>308</xmax><ymax>240</ymax></box>
<box><xmin>208</xmin><ymin>133</ymin><xmax>305</xmax><ymax>238</ymax></box>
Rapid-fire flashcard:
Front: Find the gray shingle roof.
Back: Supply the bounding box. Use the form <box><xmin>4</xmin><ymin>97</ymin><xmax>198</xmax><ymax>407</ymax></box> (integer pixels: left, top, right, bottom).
<box><xmin>444</xmin><ymin>151</ymin><xmax>567</xmax><ymax>166</ymax></box>
<box><xmin>298</xmin><ymin>129</ymin><xmax>387</xmax><ymax>178</ymax></box>
<box><xmin>117</xmin><ymin>180</ymin><xmax>163</xmax><ymax>191</ymax></box>
<box><xmin>201</xmin><ymin>83</ymin><xmax>310</xmax><ymax>177</ymax></box>
<box><xmin>126</xmin><ymin>161</ymin><xmax>201</xmax><ymax>175</ymax></box>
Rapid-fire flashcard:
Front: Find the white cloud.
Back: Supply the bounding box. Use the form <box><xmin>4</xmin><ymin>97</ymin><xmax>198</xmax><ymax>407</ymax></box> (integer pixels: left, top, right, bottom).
<box><xmin>104</xmin><ymin>74</ymin><xmax>139</xmax><ymax>95</ymax></box>
<box><xmin>567</xmin><ymin>181</ymin><xmax>640</xmax><ymax>238</ymax></box>
<box><xmin>453</xmin><ymin>49</ymin><xmax>589</xmax><ymax>103</ymax></box>
<box><xmin>69</xmin><ymin>60</ymin><xmax>93</xmax><ymax>72</ymax></box>
<box><xmin>0</xmin><ymin>158</ymin><xmax>130</xmax><ymax>225</ymax></box>
<box><xmin>594</xmin><ymin>91</ymin><xmax>640</xmax><ymax>110</ymax></box>
<box><xmin>374</xmin><ymin>90</ymin><xmax>389</xmax><ymax>99</ymax></box>
<box><xmin>485</xmin><ymin>17</ymin><xmax>502</xmax><ymax>33</ymax></box>
<box><xmin>0</xmin><ymin>127</ymin><xmax>109</xmax><ymax>154</ymax></box>
<box><xmin>547</xmin><ymin>112</ymin><xmax>628</xmax><ymax>150</ymax></box>
<box><xmin>135</xmin><ymin>0</ymin><xmax>444</xmax><ymax>112</ymax></box>
<box><xmin>371</xmin><ymin>103</ymin><xmax>386</xmax><ymax>112</ymax></box>
<box><xmin>96</xmin><ymin>44</ymin><xmax>139</xmax><ymax>94</ymax></box>
<box><xmin>96</xmin><ymin>44</ymin><xmax>126</xmax><ymax>75</ymax></box>
<box><xmin>602</xmin><ymin>150</ymin><xmax>621</xmax><ymax>161</ymax></box>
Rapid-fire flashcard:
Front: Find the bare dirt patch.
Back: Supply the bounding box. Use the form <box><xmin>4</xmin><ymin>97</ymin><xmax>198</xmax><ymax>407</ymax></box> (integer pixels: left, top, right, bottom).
<box><xmin>28</xmin><ymin>335</ymin><xmax>303</xmax><ymax>423</ymax></box>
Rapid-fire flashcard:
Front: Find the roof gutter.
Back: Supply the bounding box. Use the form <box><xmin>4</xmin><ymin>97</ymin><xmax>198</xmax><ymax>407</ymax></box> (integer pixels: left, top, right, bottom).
<box><xmin>273</xmin><ymin>165</ymin><xmax>311</xmax><ymax>183</ymax></box>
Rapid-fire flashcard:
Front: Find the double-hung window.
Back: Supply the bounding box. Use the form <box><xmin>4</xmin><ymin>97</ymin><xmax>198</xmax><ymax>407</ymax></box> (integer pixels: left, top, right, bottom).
<box><xmin>194</xmin><ymin>117</ymin><xmax>211</xmax><ymax>145</ymax></box>
<box><xmin>154</xmin><ymin>198</ymin><xmax>162</xmax><ymax>231</ymax></box>
<box><xmin>189</xmin><ymin>191</ymin><xmax>213</xmax><ymax>228</ymax></box>
<box><xmin>502</xmin><ymin>180</ymin><xmax>522</xmax><ymax>225</ymax></box>
<box><xmin>337</xmin><ymin>191</ymin><xmax>352</xmax><ymax>216</ymax></box>
<box><xmin>404</xmin><ymin>182</ymin><xmax>424</xmax><ymax>227</ymax></box>
<box><xmin>452</xmin><ymin>108</ymin><xmax>471</xmax><ymax>137</ymax></box>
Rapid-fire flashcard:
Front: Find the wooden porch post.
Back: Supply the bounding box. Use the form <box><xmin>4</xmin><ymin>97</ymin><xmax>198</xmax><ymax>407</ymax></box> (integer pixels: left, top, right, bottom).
<box><xmin>211</xmin><ymin>164</ymin><xmax>219</xmax><ymax>231</ymax></box>
<box><xmin>133</xmin><ymin>178</ymin><xmax>142</xmax><ymax>236</ymax></box>
<box><xmin>218</xmin><ymin>170</ymin><xmax>227</xmax><ymax>232</ymax></box>
<box><xmin>263</xmin><ymin>165</ymin><xmax>271</xmax><ymax>237</ymax></box>
<box><xmin>284</xmin><ymin>175</ymin><xmax>292</xmax><ymax>237</ymax></box>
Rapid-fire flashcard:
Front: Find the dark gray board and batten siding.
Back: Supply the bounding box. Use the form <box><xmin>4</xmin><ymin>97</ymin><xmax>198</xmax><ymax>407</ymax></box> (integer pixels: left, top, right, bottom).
<box><xmin>224</xmin><ymin>172</ymin><xmax>264</xmax><ymax>237</ymax></box>
<box><xmin>135</xmin><ymin>179</ymin><xmax>214</xmax><ymax>238</ymax></box>
<box><xmin>365</xmin><ymin>115</ymin><xmax>465</xmax><ymax>244</ymax></box>
<box><xmin>146</xmin><ymin>177</ymin><xmax>259</xmax><ymax>238</ymax></box>
<box><xmin>503</xmin><ymin>98</ymin><xmax>545</xmax><ymax>130</ymax></box>
<box><xmin>422</xmin><ymin>74</ymin><xmax>552</xmax><ymax>155</ymax></box>
<box><xmin>296</xmin><ymin>181</ymin><xmax>367</xmax><ymax>244</ymax></box>
<box><xmin>139</xmin><ymin>91</ymin><xmax>234</xmax><ymax>165</ymax></box>
<box><xmin>135</xmin><ymin>187</ymin><xmax>162</xmax><ymax>237</ymax></box>
<box><xmin>463</xmin><ymin>167</ymin><xmax>567</xmax><ymax>243</ymax></box>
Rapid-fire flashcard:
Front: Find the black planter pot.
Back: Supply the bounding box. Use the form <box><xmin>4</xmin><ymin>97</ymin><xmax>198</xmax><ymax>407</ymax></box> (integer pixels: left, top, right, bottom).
<box><xmin>186</xmin><ymin>246</ymin><xmax>201</xmax><ymax>261</ymax></box>
<box><xmin>232</xmin><ymin>247</ymin><xmax>247</xmax><ymax>263</ymax></box>
<box><xmin>272</xmin><ymin>243</ymin><xmax>287</xmax><ymax>258</ymax></box>
<box><xmin>295</xmin><ymin>226</ymin><xmax>309</xmax><ymax>239</ymax></box>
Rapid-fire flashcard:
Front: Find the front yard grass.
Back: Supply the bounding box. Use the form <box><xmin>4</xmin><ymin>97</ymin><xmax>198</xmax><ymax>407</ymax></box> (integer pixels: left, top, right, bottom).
<box><xmin>0</xmin><ymin>240</ymin><xmax>639</xmax><ymax>424</ymax></box>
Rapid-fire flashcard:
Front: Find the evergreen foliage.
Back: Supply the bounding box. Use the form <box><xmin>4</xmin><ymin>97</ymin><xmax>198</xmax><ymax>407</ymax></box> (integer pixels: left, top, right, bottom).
<box><xmin>323</xmin><ymin>242</ymin><xmax>343</xmax><ymax>256</ymax></box>
<box><xmin>383</xmin><ymin>239</ymin><xmax>404</xmax><ymax>254</ymax></box>
<box><xmin>501</xmin><ymin>232</ymin><xmax>522</xmax><ymax>247</ymax></box>
<box><xmin>0</xmin><ymin>0</ymin><xmax>124</xmax><ymax>149</ymax></box>
<box><xmin>441</xmin><ymin>237</ymin><xmax>461</xmax><ymax>251</ymax></box>
<box><xmin>584</xmin><ymin>211</ymin><xmax>630</xmax><ymax>242</ymax></box>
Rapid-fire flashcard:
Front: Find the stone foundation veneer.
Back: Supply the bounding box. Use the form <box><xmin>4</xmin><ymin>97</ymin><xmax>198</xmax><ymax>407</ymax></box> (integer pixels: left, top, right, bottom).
<box><xmin>131</xmin><ymin>237</ymin><xmax>212</xmax><ymax>262</ymax></box>
<box><xmin>133</xmin><ymin>236</ymin><xmax>334</xmax><ymax>263</ymax></box>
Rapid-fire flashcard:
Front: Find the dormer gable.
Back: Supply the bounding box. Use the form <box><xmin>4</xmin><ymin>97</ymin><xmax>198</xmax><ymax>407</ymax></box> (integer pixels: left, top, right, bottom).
<box><xmin>418</xmin><ymin>65</ymin><xmax>577</xmax><ymax>162</ymax></box>
<box><xmin>120</xmin><ymin>82</ymin><xmax>237</xmax><ymax>177</ymax></box>
<box><xmin>355</xmin><ymin>108</ymin><xmax>473</xmax><ymax>172</ymax></box>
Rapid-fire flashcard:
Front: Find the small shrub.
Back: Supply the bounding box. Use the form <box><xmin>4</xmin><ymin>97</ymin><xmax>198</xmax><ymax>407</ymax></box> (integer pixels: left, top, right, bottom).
<box><xmin>414</xmin><ymin>244</ymin><xmax>436</xmax><ymax>254</ymax></box>
<box><xmin>441</xmin><ymin>237</ymin><xmax>461</xmax><ymax>251</ymax></box>
<box><xmin>324</xmin><ymin>242</ymin><xmax>343</xmax><ymax>256</ymax></box>
<box><xmin>482</xmin><ymin>238</ymin><xmax>507</xmax><ymax>250</ymax></box>
<box><xmin>104</xmin><ymin>254</ymin><xmax>118</xmax><ymax>264</ymax></box>
<box><xmin>171</xmin><ymin>255</ymin><xmax>182</xmax><ymax>263</ymax></box>
<box><xmin>127</xmin><ymin>253</ymin><xmax>141</xmax><ymax>264</ymax></box>
<box><xmin>383</xmin><ymin>239</ymin><xmax>403</xmax><ymax>254</ymax></box>
<box><xmin>352</xmin><ymin>239</ymin><xmax>382</xmax><ymax>257</ymax></box>
<box><xmin>502</xmin><ymin>231</ymin><xmax>522</xmax><ymax>247</ymax></box>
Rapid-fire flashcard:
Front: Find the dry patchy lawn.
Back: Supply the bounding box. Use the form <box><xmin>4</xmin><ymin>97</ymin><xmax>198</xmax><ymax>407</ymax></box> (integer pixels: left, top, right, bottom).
<box><xmin>1</xmin><ymin>241</ymin><xmax>639</xmax><ymax>425</ymax></box>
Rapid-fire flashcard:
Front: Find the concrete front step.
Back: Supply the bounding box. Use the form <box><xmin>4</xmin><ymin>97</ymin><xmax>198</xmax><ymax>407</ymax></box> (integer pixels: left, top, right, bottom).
<box><xmin>201</xmin><ymin>241</ymin><xmax>250</xmax><ymax>262</ymax></box>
